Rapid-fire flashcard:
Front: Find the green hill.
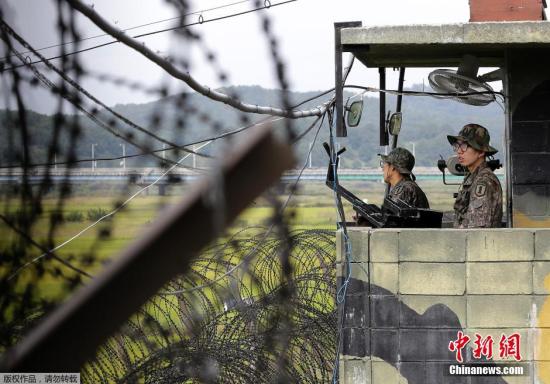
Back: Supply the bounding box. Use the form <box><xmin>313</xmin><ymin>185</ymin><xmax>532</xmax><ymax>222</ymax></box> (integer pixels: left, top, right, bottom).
<box><xmin>0</xmin><ymin>85</ymin><xmax>505</xmax><ymax>169</ymax></box>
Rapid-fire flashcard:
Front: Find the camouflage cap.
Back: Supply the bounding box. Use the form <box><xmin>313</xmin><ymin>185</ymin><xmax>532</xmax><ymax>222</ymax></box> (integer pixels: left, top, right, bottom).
<box><xmin>379</xmin><ymin>147</ymin><xmax>415</xmax><ymax>174</ymax></box>
<box><xmin>447</xmin><ymin>123</ymin><xmax>498</xmax><ymax>156</ymax></box>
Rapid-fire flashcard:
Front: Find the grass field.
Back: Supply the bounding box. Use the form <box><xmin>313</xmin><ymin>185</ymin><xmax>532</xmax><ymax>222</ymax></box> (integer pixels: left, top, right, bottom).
<box><xmin>0</xmin><ymin>178</ymin><xmax>464</xmax><ymax>380</ymax></box>
<box><xmin>0</xmin><ymin>179</ymin><xmax>460</xmax><ymax>257</ymax></box>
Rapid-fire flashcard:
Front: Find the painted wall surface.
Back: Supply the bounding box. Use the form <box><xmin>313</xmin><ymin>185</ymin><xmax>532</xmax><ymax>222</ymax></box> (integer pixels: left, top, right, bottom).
<box><xmin>509</xmin><ymin>50</ymin><xmax>550</xmax><ymax>227</ymax></box>
<box><xmin>337</xmin><ymin>227</ymin><xmax>550</xmax><ymax>383</ymax></box>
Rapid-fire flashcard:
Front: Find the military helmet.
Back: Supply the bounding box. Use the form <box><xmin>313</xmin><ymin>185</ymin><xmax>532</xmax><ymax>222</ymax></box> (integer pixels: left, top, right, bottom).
<box><xmin>447</xmin><ymin>123</ymin><xmax>498</xmax><ymax>156</ymax></box>
<box><xmin>379</xmin><ymin>147</ymin><xmax>415</xmax><ymax>174</ymax></box>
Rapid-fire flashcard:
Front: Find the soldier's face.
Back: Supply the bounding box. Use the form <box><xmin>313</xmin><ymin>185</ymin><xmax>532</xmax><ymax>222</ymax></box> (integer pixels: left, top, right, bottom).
<box><xmin>455</xmin><ymin>141</ymin><xmax>484</xmax><ymax>168</ymax></box>
<box><xmin>382</xmin><ymin>162</ymin><xmax>393</xmax><ymax>183</ymax></box>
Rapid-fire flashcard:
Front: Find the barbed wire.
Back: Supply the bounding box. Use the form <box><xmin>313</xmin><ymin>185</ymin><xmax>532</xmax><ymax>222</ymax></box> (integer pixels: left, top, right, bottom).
<box><xmin>0</xmin><ymin>0</ymin><xmax>258</xmax><ymax>62</ymax></box>
<box><xmin>1</xmin><ymin>0</ymin><xmax>297</xmax><ymax>72</ymax></box>
<box><xmin>0</xmin><ymin>1</ymin><xmax>341</xmax><ymax>382</ymax></box>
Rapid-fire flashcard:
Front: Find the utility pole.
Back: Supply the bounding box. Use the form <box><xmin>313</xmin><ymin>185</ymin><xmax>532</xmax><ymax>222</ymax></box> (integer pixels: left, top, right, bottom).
<box><xmin>308</xmin><ymin>141</ymin><xmax>314</xmax><ymax>168</ymax></box>
<box><xmin>91</xmin><ymin>144</ymin><xmax>97</xmax><ymax>171</ymax></box>
<box><xmin>192</xmin><ymin>145</ymin><xmax>197</xmax><ymax>169</ymax></box>
<box><xmin>120</xmin><ymin>143</ymin><xmax>126</xmax><ymax>169</ymax></box>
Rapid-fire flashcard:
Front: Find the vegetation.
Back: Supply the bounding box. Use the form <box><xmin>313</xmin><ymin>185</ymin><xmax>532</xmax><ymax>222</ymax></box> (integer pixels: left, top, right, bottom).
<box><xmin>0</xmin><ymin>84</ymin><xmax>505</xmax><ymax>169</ymax></box>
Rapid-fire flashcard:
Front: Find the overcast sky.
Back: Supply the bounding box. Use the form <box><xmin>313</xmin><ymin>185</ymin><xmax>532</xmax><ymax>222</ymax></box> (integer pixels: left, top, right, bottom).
<box><xmin>2</xmin><ymin>0</ymin><xmax>472</xmax><ymax>113</ymax></box>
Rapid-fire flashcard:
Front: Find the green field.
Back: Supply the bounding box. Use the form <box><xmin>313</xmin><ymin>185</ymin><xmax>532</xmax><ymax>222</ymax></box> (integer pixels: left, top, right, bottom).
<box><xmin>0</xmin><ymin>179</ymin><xmax>463</xmax><ymax>381</ymax></box>
<box><xmin>0</xmin><ymin>179</ymin><xmax>459</xmax><ymax>262</ymax></box>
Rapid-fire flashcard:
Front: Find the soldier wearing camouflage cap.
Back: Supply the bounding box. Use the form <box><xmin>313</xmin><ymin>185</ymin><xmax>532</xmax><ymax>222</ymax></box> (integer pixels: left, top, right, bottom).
<box><xmin>447</xmin><ymin>123</ymin><xmax>502</xmax><ymax>228</ymax></box>
<box><xmin>379</xmin><ymin>147</ymin><xmax>430</xmax><ymax>209</ymax></box>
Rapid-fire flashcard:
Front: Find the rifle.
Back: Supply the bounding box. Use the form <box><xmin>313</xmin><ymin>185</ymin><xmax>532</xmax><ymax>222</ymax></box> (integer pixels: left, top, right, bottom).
<box><xmin>323</xmin><ymin>142</ymin><xmax>442</xmax><ymax>228</ymax></box>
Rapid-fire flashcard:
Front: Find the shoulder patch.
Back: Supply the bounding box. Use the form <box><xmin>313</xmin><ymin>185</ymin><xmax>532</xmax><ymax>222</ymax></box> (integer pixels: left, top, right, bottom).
<box><xmin>475</xmin><ymin>183</ymin><xmax>487</xmax><ymax>197</ymax></box>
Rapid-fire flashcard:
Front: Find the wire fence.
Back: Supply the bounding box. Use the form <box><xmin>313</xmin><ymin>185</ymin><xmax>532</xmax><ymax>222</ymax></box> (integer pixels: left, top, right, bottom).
<box><xmin>0</xmin><ymin>0</ymin><xmax>340</xmax><ymax>382</ymax></box>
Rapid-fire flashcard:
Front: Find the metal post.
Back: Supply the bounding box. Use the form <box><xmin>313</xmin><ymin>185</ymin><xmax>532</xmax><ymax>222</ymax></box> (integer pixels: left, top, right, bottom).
<box><xmin>308</xmin><ymin>141</ymin><xmax>313</xmax><ymax>168</ymax></box>
<box><xmin>379</xmin><ymin>67</ymin><xmax>388</xmax><ymax>146</ymax></box>
<box><xmin>120</xmin><ymin>143</ymin><xmax>126</xmax><ymax>169</ymax></box>
<box><xmin>192</xmin><ymin>145</ymin><xmax>196</xmax><ymax>169</ymax></box>
<box><xmin>391</xmin><ymin>67</ymin><xmax>406</xmax><ymax>150</ymax></box>
<box><xmin>334</xmin><ymin>21</ymin><xmax>362</xmax><ymax>138</ymax></box>
<box><xmin>504</xmin><ymin>49</ymin><xmax>513</xmax><ymax>227</ymax></box>
<box><xmin>91</xmin><ymin>144</ymin><xmax>97</xmax><ymax>171</ymax></box>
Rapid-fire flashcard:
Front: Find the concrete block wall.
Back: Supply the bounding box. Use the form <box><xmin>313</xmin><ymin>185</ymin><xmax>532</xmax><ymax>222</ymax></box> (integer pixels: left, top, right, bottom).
<box><xmin>337</xmin><ymin>228</ymin><xmax>550</xmax><ymax>384</ymax></box>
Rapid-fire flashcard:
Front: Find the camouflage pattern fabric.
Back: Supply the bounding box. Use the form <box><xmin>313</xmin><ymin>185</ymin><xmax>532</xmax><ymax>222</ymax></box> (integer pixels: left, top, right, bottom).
<box><xmin>380</xmin><ymin>147</ymin><xmax>415</xmax><ymax>174</ymax></box>
<box><xmin>390</xmin><ymin>177</ymin><xmax>430</xmax><ymax>209</ymax></box>
<box><xmin>447</xmin><ymin>124</ymin><xmax>498</xmax><ymax>156</ymax></box>
<box><xmin>454</xmin><ymin>161</ymin><xmax>503</xmax><ymax>228</ymax></box>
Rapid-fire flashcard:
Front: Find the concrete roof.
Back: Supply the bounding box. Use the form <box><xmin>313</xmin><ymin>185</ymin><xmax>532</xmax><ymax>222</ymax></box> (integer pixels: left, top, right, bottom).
<box><xmin>342</xmin><ymin>21</ymin><xmax>550</xmax><ymax>67</ymax></box>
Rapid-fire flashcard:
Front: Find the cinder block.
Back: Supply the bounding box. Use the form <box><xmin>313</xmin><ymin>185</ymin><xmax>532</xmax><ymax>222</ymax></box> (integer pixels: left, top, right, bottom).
<box><xmin>467</xmin><ymin>262</ymin><xmax>532</xmax><ymax>294</ymax></box>
<box><xmin>342</xmin><ymin>327</ymin><xmax>370</xmax><ymax>358</ymax></box>
<box><xmin>370</xmin><ymin>229</ymin><xmax>399</xmax><ymax>262</ymax></box>
<box><xmin>467</xmin><ymin>295</ymin><xmax>532</xmax><ymax>328</ymax></box>
<box><xmin>501</xmin><ymin>364</ymin><xmax>534</xmax><ymax>384</ymax></box>
<box><xmin>342</xmin><ymin>293</ymin><xmax>370</xmax><ymax>328</ymax></box>
<box><xmin>397</xmin><ymin>362</ymin><xmax>425</xmax><ymax>383</ymax></box>
<box><xmin>399</xmin><ymin>295</ymin><xmax>467</xmax><ymax>328</ymax></box>
<box><xmin>337</xmin><ymin>229</ymin><xmax>345</xmax><ymax>264</ymax></box>
<box><xmin>400</xmin><ymin>328</ymin><xmax>462</xmax><ymax>362</ymax></box>
<box><xmin>467</xmin><ymin>229</ymin><xmax>534</xmax><ymax>261</ymax></box>
<box><xmin>343</xmin><ymin>227</ymin><xmax>370</xmax><ymax>263</ymax></box>
<box><xmin>372</xmin><ymin>329</ymin><xmax>399</xmax><ymax>363</ymax></box>
<box><xmin>399</xmin><ymin>262</ymin><xmax>465</xmax><ymax>295</ymax></box>
<box><xmin>534</xmin><ymin>262</ymin><xmax>550</xmax><ymax>294</ymax></box>
<box><xmin>371</xmin><ymin>262</ymin><xmax>398</xmax><ymax>294</ymax></box>
<box><xmin>399</xmin><ymin>229</ymin><xmax>466</xmax><ymax>262</ymax></box>
<box><xmin>336</xmin><ymin>262</ymin><xmax>369</xmax><ymax>295</ymax></box>
<box><xmin>371</xmin><ymin>360</ymin><xmax>403</xmax><ymax>384</ymax></box>
<box><xmin>535</xmin><ymin>329</ymin><xmax>550</xmax><ymax>361</ymax></box>
<box><xmin>339</xmin><ymin>358</ymin><xmax>371</xmax><ymax>384</ymax></box>
<box><xmin>371</xmin><ymin>295</ymin><xmax>400</xmax><ymax>328</ymax></box>
<box><xmin>466</xmin><ymin>328</ymin><xmax>531</xmax><ymax>361</ymax></box>
<box><xmin>536</xmin><ymin>362</ymin><xmax>550</xmax><ymax>383</ymax></box>
<box><xmin>336</xmin><ymin>262</ymin><xmax>369</xmax><ymax>281</ymax></box>
<box><xmin>536</xmin><ymin>230</ymin><xmax>550</xmax><ymax>260</ymax></box>
<box><xmin>425</xmin><ymin>362</ymin><xmax>461</xmax><ymax>384</ymax></box>
<box><xmin>533</xmin><ymin>295</ymin><xmax>550</xmax><ymax>327</ymax></box>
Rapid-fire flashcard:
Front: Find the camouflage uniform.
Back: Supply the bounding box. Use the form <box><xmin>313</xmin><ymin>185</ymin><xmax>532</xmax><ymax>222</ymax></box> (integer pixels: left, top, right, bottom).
<box><xmin>453</xmin><ymin>162</ymin><xmax>502</xmax><ymax>228</ymax></box>
<box><xmin>390</xmin><ymin>178</ymin><xmax>430</xmax><ymax>209</ymax></box>
<box><xmin>447</xmin><ymin>124</ymin><xmax>503</xmax><ymax>228</ymax></box>
<box><xmin>380</xmin><ymin>147</ymin><xmax>430</xmax><ymax>209</ymax></box>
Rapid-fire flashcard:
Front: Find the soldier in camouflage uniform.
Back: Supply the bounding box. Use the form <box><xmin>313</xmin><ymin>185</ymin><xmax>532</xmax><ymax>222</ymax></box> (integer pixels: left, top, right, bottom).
<box><xmin>448</xmin><ymin>124</ymin><xmax>503</xmax><ymax>228</ymax></box>
<box><xmin>379</xmin><ymin>147</ymin><xmax>430</xmax><ymax>208</ymax></box>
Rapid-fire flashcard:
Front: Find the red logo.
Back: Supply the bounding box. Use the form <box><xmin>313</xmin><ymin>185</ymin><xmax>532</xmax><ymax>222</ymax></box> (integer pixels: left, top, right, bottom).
<box><xmin>448</xmin><ymin>332</ymin><xmax>521</xmax><ymax>362</ymax></box>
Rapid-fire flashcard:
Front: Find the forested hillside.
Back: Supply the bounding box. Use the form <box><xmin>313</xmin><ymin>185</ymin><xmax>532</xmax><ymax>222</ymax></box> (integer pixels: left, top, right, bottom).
<box><xmin>0</xmin><ymin>85</ymin><xmax>505</xmax><ymax>169</ymax></box>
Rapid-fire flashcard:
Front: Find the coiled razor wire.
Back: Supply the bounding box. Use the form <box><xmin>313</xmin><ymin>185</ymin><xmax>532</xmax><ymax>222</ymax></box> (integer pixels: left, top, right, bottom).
<box><xmin>82</xmin><ymin>228</ymin><xmax>337</xmax><ymax>383</ymax></box>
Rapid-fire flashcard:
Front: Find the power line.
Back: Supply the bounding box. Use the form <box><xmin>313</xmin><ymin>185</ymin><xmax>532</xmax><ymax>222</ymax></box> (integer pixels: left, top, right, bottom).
<box><xmin>5</xmin><ymin>138</ymin><xmax>215</xmax><ymax>282</ymax></box>
<box><xmin>4</xmin><ymin>107</ymin><xmax>326</xmax><ymax>281</ymax></box>
<box><xmin>6</xmin><ymin>0</ymin><xmax>325</xmax><ymax>121</ymax></box>
<box><xmin>160</xmin><ymin>110</ymin><xmax>328</xmax><ymax>296</ymax></box>
<box><xmin>0</xmin><ymin>20</ymin><xmax>209</xmax><ymax>159</ymax></box>
<box><xmin>2</xmin><ymin>0</ymin><xmax>297</xmax><ymax>71</ymax></box>
<box><xmin>0</xmin><ymin>89</ymin><xmax>330</xmax><ymax>170</ymax></box>
<box><xmin>0</xmin><ymin>0</ymin><xmax>256</xmax><ymax>62</ymax></box>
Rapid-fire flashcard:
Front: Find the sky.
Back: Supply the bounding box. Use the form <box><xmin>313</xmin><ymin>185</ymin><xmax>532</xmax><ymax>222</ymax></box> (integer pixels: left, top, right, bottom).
<box><xmin>2</xmin><ymin>0</ymin><xmax>472</xmax><ymax>113</ymax></box>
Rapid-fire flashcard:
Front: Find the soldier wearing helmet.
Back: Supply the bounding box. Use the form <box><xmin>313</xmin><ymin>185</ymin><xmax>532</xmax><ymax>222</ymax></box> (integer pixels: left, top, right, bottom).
<box><xmin>447</xmin><ymin>123</ymin><xmax>503</xmax><ymax>228</ymax></box>
<box><xmin>379</xmin><ymin>147</ymin><xmax>430</xmax><ymax>209</ymax></box>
